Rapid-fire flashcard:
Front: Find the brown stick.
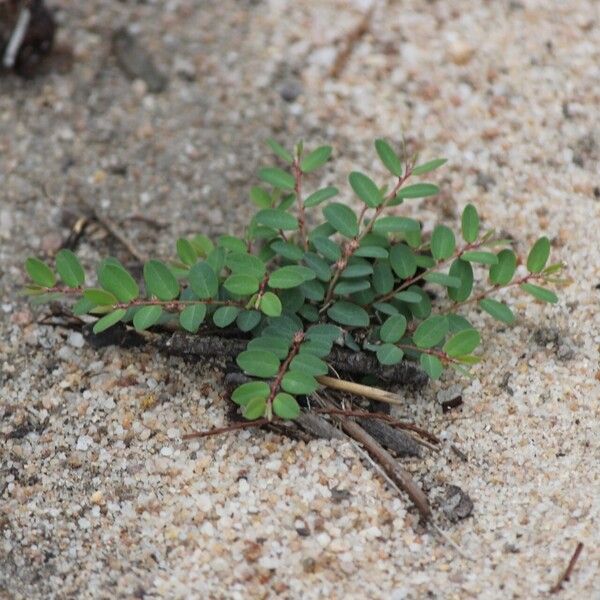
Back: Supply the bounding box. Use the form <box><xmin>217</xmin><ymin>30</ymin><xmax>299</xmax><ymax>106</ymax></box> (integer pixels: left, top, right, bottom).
<box><xmin>313</xmin><ymin>407</ymin><xmax>441</xmax><ymax>445</ymax></box>
<box><xmin>160</xmin><ymin>331</ymin><xmax>427</xmax><ymax>387</ymax></box>
<box><xmin>318</xmin><ymin>396</ymin><xmax>431</xmax><ymax>520</ymax></box>
<box><xmin>549</xmin><ymin>542</ymin><xmax>584</xmax><ymax>594</ymax></box>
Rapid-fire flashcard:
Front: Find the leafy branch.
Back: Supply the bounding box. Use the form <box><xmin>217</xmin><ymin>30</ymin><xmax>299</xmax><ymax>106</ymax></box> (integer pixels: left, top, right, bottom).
<box><xmin>22</xmin><ymin>138</ymin><xmax>565</xmax><ymax>421</ymax></box>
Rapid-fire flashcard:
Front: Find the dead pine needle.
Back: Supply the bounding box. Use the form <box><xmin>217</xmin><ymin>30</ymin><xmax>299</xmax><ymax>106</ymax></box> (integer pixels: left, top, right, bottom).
<box><xmin>317</xmin><ymin>375</ymin><xmax>405</xmax><ymax>406</ymax></box>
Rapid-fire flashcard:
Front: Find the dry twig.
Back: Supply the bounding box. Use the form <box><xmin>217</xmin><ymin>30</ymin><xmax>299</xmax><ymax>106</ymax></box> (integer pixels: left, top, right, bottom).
<box><xmin>549</xmin><ymin>542</ymin><xmax>584</xmax><ymax>594</ymax></box>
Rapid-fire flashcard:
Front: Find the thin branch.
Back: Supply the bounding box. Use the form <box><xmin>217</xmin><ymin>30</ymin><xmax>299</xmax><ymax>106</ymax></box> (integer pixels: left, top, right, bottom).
<box><xmin>313</xmin><ymin>407</ymin><xmax>441</xmax><ymax>446</ymax></box>
<box><xmin>317</xmin><ymin>395</ymin><xmax>431</xmax><ymax>520</ymax></box>
<box><xmin>316</xmin><ymin>375</ymin><xmax>405</xmax><ymax>406</ymax></box>
<box><xmin>549</xmin><ymin>542</ymin><xmax>584</xmax><ymax>594</ymax></box>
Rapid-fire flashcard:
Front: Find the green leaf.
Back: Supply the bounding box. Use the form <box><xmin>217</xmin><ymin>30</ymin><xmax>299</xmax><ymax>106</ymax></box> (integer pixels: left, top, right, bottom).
<box><xmin>423</xmin><ymin>272</ymin><xmax>461</xmax><ymax>288</ymax></box>
<box><xmin>323</xmin><ymin>202</ymin><xmax>359</xmax><ymax>238</ymax></box>
<box><xmin>133</xmin><ymin>305</ymin><xmax>163</xmax><ymax>331</ymax></box>
<box><xmin>411</xmin><ymin>158</ymin><xmax>447</xmax><ymax>176</ymax></box>
<box><xmin>281</xmin><ymin>371</ymin><xmax>319</xmax><ymax>395</ymax></box>
<box><xmin>431</xmin><ymin>225</ymin><xmax>456</xmax><ymax>261</ymax></box>
<box><xmin>526</xmin><ymin>237</ymin><xmax>551</xmax><ymax>273</ymax></box>
<box><xmin>248</xmin><ymin>335</ymin><xmax>290</xmax><ymax>359</ymax></box>
<box><xmin>304</xmin><ymin>186</ymin><xmax>339</xmax><ymax>208</ymax></box>
<box><xmin>260</xmin><ymin>292</ymin><xmax>282</xmax><ymax>317</ymax></box>
<box><xmin>290</xmin><ymin>352</ymin><xmax>328</xmax><ymax>376</ymax></box>
<box><xmin>394</xmin><ymin>290</ymin><xmax>422</xmax><ymax>303</ymax></box>
<box><xmin>420</xmin><ymin>354</ymin><xmax>443</xmax><ymax>379</ymax></box>
<box><xmin>98</xmin><ymin>263</ymin><xmax>139</xmax><ymax>302</ymax></box>
<box><xmin>413</xmin><ymin>315</ymin><xmax>449</xmax><ymax>348</ymax></box>
<box><xmin>443</xmin><ymin>329</ymin><xmax>481</xmax><ymax>357</ymax></box>
<box><xmin>380</xmin><ymin>314</ymin><xmax>407</xmax><ymax>343</ymax></box>
<box><xmin>270</xmin><ymin>240</ymin><xmax>304</xmax><ymax>261</ymax></box>
<box><xmin>355</xmin><ymin>245</ymin><xmax>388</xmax><ymax>259</ymax></box>
<box><xmin>478</xmin><ymin>298</ymin><xmax>516</xmax><ymax>323</ymax></box>
<box><xmin>254</xmin><ymin>208</ymin><xmax>299</xmax><ymax>231</ymax></box>
<box><xmin>144</xmin><ymin>260</ymin><xmax>179</xmax><ymax>301</ymax></box>
<box><xmin>188</xmin><ymin>262</ymin><xmax>219</xmax><ymax>299</ymax></box>
<box><xmin>213</xmin><ymin>306</ymin><xmax>240</xmax><ymax>327</ymax></box>
<box><xmin>374</xmin><ymin>139</ymin><xmax>402</xmax><ymax>177</ymax></box>
<box><xmin>461</xmin><ymin>204</ymin><xmax>479</xmax><ymax>243</ymax></box>
<box><xmin>55</xmin><ymin>250</ymin><xmax>84</xmax><ymax>287</ymax></box>
<box><xmin>327</xmin><ymin>301</ymin><xmax>369</xmax><ymax>327</ymax></box>
<box><xmin>84</xmin><ymin>288</ymin><xmax>117</xmax><ymax>306</ymax></box>
<box><xmin>72</xmin><ymin>297</ymin><xmax>95</xmax><ymax>316</ymax></box>
<box><xmin>236</xmin><ymin>349</ymin><xmax>280</xmax><ymax>378</ymax></box>
<box><xmin>489</xmin><ymin>249</ymin><xmax>517</xmax><ymax>286</ymax></box>
<box><xmin>301</xmin><ymin>145</ymin><xmax>332</xmax><ymax>173</ymax></box>
<box><xmin>279</xmin><ymin>287</ymin><xmax>305</xmax><ymax>312</ymax></box>
<box><xmin>340</xmin><ymin>258</ymin><xmax>373</xmax><ymax>279</ymax></box>
<box><xmin>372</xmin><ymin>260</ymin><xmax>394</xmax><ymax>295</ymax></box>
<box><xmin>179</xmin><ymin>303</ymin><xmax>206</xmax><ymax>333</ymax></box>
<box><xmin>258</xmin><ymin>167</ymin><xmax>295</xmax><ymax>190</ymax></box>
<box><xmin>306</xmin><ymin>324</ymin><xmax>341</xmax><ymax>343</ymax></box>
<box><xmin>334</xmin><ymin>279</ymin><xmax>370</xmax><ymax>295</ymax></box>
<box><xmin>448</xmin><ymin>259</ymin><xmax>474</xmax><ymax>302</ymax></box>
<box><xmin>348</xmin><ymin>171</ymin><xmax>383</xmax><ymax>208</ymax></box>
<box><xmin>273</xmin><ymin>393</ymin><xmax>301</xmax><ymax>419</ymax></box>
<box><xmin>396</xmin><ymin>183</ymin><xmax>439</xmax><ymax>199</ymax></box>
<box><xmin>372</xmin><ymin>216</ymin><xmax>420</xmax><ymax>234</ymax></box>
<box><xmin>225</xmin><ymin>252</ymin><xmax>266</xmax><ymax>279</ymax></box>
<box><xmin>223</xmin><ymin>274</ymin><xmax>259</xmax><ymax>296</ymax></box>
<box><xmin>269</xmin><ymin>265</ymin><xmax>316</xmax><ymax>289</ymax></box>
<box><xmin>299</xmin><ymin>304</ymin><xmax>319</xmax><ymax>322</ymax></box>
<box><xmin>191</xmin><ymin>234</ymin><xmax>214</xmax><ymax>257</ymax></box>
<box><xmin>389</xmin><ymin>244</ymin><xmax>417</xmax><ymax>279</ymax></box>
<box><xmin>236</xmin><ymin>310</ymin><xmax>261</xmax><ymax>332</ymax></box>
<box><xmin>232</xmin><ymin>381</ymin><xmax>270</xmax><ymax>407</ymax></box>
<box><xmin>176</xmin><ymin>238</ymin><xmax>197</xmax><ymax>266</ymax></box>
<box><xmin>311</xmin><ymin>236</ymin><xmax>341</xmax><ymax>261</ymax></box>
<box><xmin>303</xmin><ymin>252</ymin><xmax>332</xmax><ymax>282</ymax></box>
<box><xmin>520</xmin><ymin>283</ymin><xmax>558</xmax><ymax>304</ymax></box>
<box><xmin>301</xmin><ymin>340</ymin><xmax>332</xmax><ymax>357</ymax></box>
<box><xmin>266</xmin><ymin>138</ymin><xmax>294</xmax><ymax>164</ymax></box>
<box><xmin>93</xmin><ymin>308</ymin><xmax>126</xmax><ymax>334</ymax></box>
<box><xmin>25</xmin><ymin>257</ymin><xmax>56</xmax><ymax>288</ymax></box>
<box><xmin>373</xmin><ymin>302</ymin><xmax>398</xmax><ymax>316</ymax></box>
<box><xmin>250</xmin><ymin>186</ymin><xmax>272</xmax><ymax>208</ymax></box>
<box><xmin>243</xmin><ymin>397</ymin><xmax>267</xmax><ymax>420</ymax></box>
<box><xmin>461</xmin><ymin>251</ymin><xmax>498</xmax><ymax>265</ymax></box>
<box><xmin>447</xmin><ymin>314</ymin><xmax>474</xmax><ymax>333</ymax></box>
<box><xmin>376</xmin><ymin>344</ymin><xmax>404</xmax><ymax>365</ymax></box>
<box><xmin>206</xmin><ymin>247</ymin><xmax>226</xmax><ymax>274</ymax></box>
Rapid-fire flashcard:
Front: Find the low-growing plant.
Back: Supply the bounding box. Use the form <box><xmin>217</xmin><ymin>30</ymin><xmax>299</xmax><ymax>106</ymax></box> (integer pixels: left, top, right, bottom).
<box><xmin>23</xmin><ymin>139</ymin><xmax>565</xmax><ymax>422</ymax></box>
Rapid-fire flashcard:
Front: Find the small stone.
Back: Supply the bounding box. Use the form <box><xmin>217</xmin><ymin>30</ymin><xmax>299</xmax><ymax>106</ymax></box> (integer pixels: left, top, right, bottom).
<box><xmin>279</xmin><ymin>78</ymin><xmax>303</xmax><ymax>102</ymax></box>
<box><xmin>75</xmin><ymin>435</ymin><xmax>93</xmax><ymax>452</ymax></box>
<box><xmin>441</xmin><ymin>484</ymin><xmax>474</xmax><ymax>522</ymax></box>
<box><xmin>448</xmin><ymin>40</ymin><xmax>475</xmax><ymax>65</ymax></box>
<box><xmin>316</xmin><ymin>532</ymin><xmax>331</xmax><ymax>547</ymax></box>
<box><xmin>68</xmin><ymin>332</ymin><xmax>85</xmax><ymax>349</ymax></box>
<box><xmin>160</xmin><ymin>446</ymin><xmax>174</xmax><ymax>457</ymax></box>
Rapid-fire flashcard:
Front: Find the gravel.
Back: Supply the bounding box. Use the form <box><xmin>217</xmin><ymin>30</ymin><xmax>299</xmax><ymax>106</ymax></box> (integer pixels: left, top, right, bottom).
<box><xmin>1</xmin><ymin>0</ymin><xmax>599</xmax><ymax>598</ymax></box>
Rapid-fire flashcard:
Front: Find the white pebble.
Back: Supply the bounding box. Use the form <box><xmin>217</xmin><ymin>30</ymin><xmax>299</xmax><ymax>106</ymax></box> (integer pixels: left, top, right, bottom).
<box><xmin>68</xmin><ymin>332</ymin><xmax>85</xmax><ymax>348</ymax></box>
<box><xmin>76</xmin><ymin>435</ymin><xmax>93</xmax><ymax>451</ymax></box>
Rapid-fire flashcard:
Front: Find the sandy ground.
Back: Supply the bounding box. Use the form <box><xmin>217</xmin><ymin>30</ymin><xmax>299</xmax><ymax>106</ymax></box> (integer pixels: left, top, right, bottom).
<box><xmin>1</xmin><ymin>0</ymin><xmax>599</xmax><ymax>598</ymax></box>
